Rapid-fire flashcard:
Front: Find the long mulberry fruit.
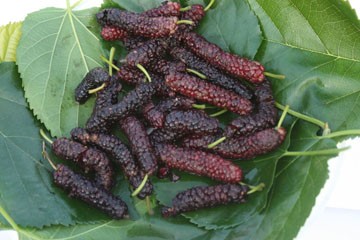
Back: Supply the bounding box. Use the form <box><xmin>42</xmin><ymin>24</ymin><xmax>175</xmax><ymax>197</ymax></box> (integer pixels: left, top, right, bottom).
<box><xmin>120</xmin><ymin>115</ymin><xmax>158</xmax><ymax>175</ymax></box>
<box><xmin>54</xmin><ymin>164</ymin><xmax>128</xmax><ymax>219</ymax></box>
<box><xmin>179</xmin><ymin>32</ymin><xmax>265</xmax><ymax>83</ymax></box>
<box><xmin>154</xmin><ymin>143</ymin><xmax>243</xmax><ymax>183</ymax></box>
<box><xmin>70</xmin><ymin>127</ymin><xmax>153</xmax><ymax>199</ymax></box>
<box><xmin>96</xmin><ymin>9</ymin><xmax>178</xmax><ymax>38</ymax></box>
<box><xmin>170</xmin><ymin>47</ymin><xmax>253</xmax><ymax>100</ymax></box>
<box><xmin>162</xmin><ymin>183</ymin><xmax>249</xmax><ymax>217</ymax></box>
<box><xmin>165</xmin><ymin>71</ymin><xmax>253</xmax><ymax>115</ymax></box>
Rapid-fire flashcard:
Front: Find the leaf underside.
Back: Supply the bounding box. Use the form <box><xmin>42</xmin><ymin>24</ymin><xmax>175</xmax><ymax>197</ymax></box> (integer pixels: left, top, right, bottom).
<box><xmin>0</xmin><ymin>22</ymin><xmax>22</xmax><ymax>63</ymax></box>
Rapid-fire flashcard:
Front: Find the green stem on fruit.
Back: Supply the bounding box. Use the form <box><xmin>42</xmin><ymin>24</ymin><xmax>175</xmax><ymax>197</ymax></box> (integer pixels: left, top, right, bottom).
<box><xmin>204</xmin><ymin>0</ymin><xmax>216</xmax><ymax>11</ymax></box>
<box><xmin>186</xmin><ymin>68</ymin><xmax>207</xmax><ymax>79</ymax></box>
<box><xmin>176</xmin><ymin>20</ymin><xmax>194</xmax><ymax>25</ymax></box>
<box><xmin>322</xmin><ymin>122</ymin><xmax>331</xmax><ymax>136</ymax></box>
<box><xmin>276</xmin><ymin>104</ymin><xmax>289</xmax><ymax>129</ymax></box>
<box><xmin>100</xmin><ymin>56</ymin><xmax>120</xmax><ymax>71</ymax></box>
<box><xmin>275</xmin><ymin>102</ymin><xmax>327</xmax><ymax>130</ymax></box>
<box><xmin>208</xmin><ymin>136</ymin><xmax>226</xmax><ymax>149</ymax></box>
<box><xmin>192</xmin><ymin>104</ymin><xmax>206</xmax><ymax>109</ymax></box>
<box><xmin>131</xmin><ymin>174</ymin><xmax>149</xmax><ymax>197</ymax></box>
<box><xmin>180</xmin><ymin>6</ymin><xmax>191</xmax><ymax>11</ymax></box>
<box><xmin>264</xmin><ymin>72</ymin><xmax>286</xmax><ymax>80</ymax></box>
<box><xmin>108</xmin><ymin>47</ymin><xmax>116</xmax><ymax>76</ymax></box>
<box><xmin>42</xmin><ymin>142</ymin><xmax>57</xmax><ymax>171</ymax></box>
<box><xmin>319</xmin><ymin>129</ymin><xmax>360</xmax><ymax>139</ymax></box>
<box><xmin>88</xmin><ymin>83</ymin><xmax>106</xmax><ymax>94</ymax></box>
<box><xmin>146</xmin><ymin>196</ymin><xmax>154</xmax><ymax>215</ymax></box>
<box><xmin>210</xmin><ymin>109</ymin><xmax>228</xmax><ymax>117</ymax></box>
<box><xmin>136</xmin><ymin>64</ymin><xmax>152</xmax><ymax>82</ymax></box>
<box><xmin>0</xmin><ymin>205</ymin><xmax>20</xmax><ymax>232</ymax></box>
<box><xmin>240</xmin><ymin>182</ymin><xmax>265</xmax><ymax>194</ymax></box>
<box><xmin>283</xmin><ymin>146</ymin><xmax>349</xmax><ymax>157</ymax></box>
<box><xmin>39</xmin><ymin>129</ymin><xmax>53</xmax><ymax>145</ymax></box>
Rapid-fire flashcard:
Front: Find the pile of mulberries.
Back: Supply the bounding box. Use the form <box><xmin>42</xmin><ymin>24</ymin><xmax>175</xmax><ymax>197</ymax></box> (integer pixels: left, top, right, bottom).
<box><xmin>45</xmin><ymin>1</ymin><xmax>287</xmax><ymax>219</ymax></box>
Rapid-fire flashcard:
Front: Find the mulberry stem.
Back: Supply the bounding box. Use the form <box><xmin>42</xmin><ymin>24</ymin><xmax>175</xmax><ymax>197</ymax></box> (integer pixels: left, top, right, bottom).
<box><xmin>109</xmin><ymin>47</ymin><xmax>116</xmax><ymax>76</ymax></box>
<box><xmin>207</xmin><ymin>136</ymin><xmax>226</xmax><ymax>149</ymax></box>
<box><xmin>136</xmin><ymin>64</ymin><xmax>152</xmax><ymax>82</ymax></box>
<box><xmin>204</xmin><ymin>0</ymin><xmax>216</xmax><ymax>11</ymax></box>
<box><xmin>177</xmin><ymin>20</ymin><xmax>194</xmax><ymax>25</ymax></box>
<box><xmin>146</xmin><ymin>196</ymin><xmax>154</xmax><ymax>215</ymax></box>
<box><xmin>264</xmin><ymin>72</ymin><xmax>285</xmax><ymax>80</ymax></box>
<box><xmin>132</xmin><ymin>174</ymin><xmax>149</xmax><ymax>197</ymax></box>
<box><xmin>186</xmin><ymin>68</ymin><xmax>207</xmax><ymax>79</ymax></box>
<box><xmin>210</xmin><ymin>109</ymin><xmax>227</xmax><ymax>117</ymax></box>
<box><xmin>88</xmin><ymin>83</ymin><xmax>106</xmax><ymax>94</ymax></box>
<box><xmin>42</xmin><ymin>142</ymin><xmax>57</xmax><ymax>171</ymax></box>
<box><xmin>39</xmin><ymin>129</ymin><xmax>53</xmax><ymax>145</ymax></box>
<box><xmin>283</xmin><ymin>147</ymin><xmax>349</xmax><ymax>157</ymax></box>
<box><xmin>239</xmin><ymin>182</ymin><xmax>265</xmax><ymax>194</ymax></box>
<box><xmin>276</xmin><ymin>104</ymin><xmax>289</xmax><ymax>129</ymax></box>
<box><xmin>100</xmin><ymin>55</ymin><xmax>120</xmax><ymax>71</ymax></box>
<box><xmin>275</xmin><ymin>102</ymin><xmax>327</xmax><ymax>130</ymax></box>
<box><xmin>180</xmin><ymin>6</ymin><xmax>191</xmax><ymax>12</ymax></box>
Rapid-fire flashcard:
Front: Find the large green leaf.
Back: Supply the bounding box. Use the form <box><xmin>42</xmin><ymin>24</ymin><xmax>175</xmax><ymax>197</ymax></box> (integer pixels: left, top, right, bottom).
<box><xmin>17</xmin><ymin>6</ymin><xmax>104</xmax><ymax>137</ymax></box>
<box><xmin>0</xmin><ymin>62</ymin><xmax>142</xmax><ymax>228</ymax></box>
<box><xmin>0</xmin><ymin>22</ymin><xmax>22</xmax><ymax>63</ymax></box>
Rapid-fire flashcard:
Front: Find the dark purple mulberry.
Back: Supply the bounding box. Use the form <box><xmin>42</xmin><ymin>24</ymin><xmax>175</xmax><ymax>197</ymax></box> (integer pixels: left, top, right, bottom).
<box><xmin>85</xmin><ymin>82</ymin><xmax>158</xmax><ymax>133</ymax></box>
<box><xmin>142</xmin><ymin>1</ymin><xmax>181</xmax><ymax>17</ymax></box>
<box><xmin>162</xmin><ymin>183</ymin><xmax>249</xmax><ymax>217</ymax></box>
<box><xmin>120</xmin><ymin>116</ymin><xmax>158</xmax><ymax>175</ymax></box>
<box><xmin>165</xmin><ymin>71</ymin><xmax>253</xmax><ymax>115</ymax></box>
<box><xmin>225</xmin><ymin>79</ymin><xmax>277</xmax><ymax>137</ymax></box>
<box><xmin>170</xmin><ymin>47</ymin><xmax>253</xmax><ymax>100</ymax></box>
<box><xmin>96</xmin><ymin>9</ymin><xmax>178</xmax><ymax>38</ymax></box>
<box><xmin>125</xmin><ymin>38</ymin><xmax>169</xmax><ymax>68</ymax></box>
<box><xmin>52</xmin><ymin>138</ymin><xmax>114</xmax><ymax>190</ymax></box>
<box><xmin>164</xmin><ymin>109</ymin><xmax>219</xmax><ymax>135</ymax></box>
<box><xmin>148</xmin><ymin>59</ymin><xmax>186</xmax><ymax>76</ymax></box>
<box><xmin>53</xmin><ymin>164</ymin><xmax>128</xmax><ymax>219</ymax></box>
<box><xmin>70</xmin><ymin>127</ymin><xmax>153</xmax><ymax>199</ymax></box>
<box><xmin>179</xmin><ymin>32</ymin><xmax>265</xmax><ymax>83</ymax></box>
<box><xmin>181</xmin><ymin>128</ymin><xmax>224</xmax><ymax>149</ymax></box>
<box><xmin>149</xmin><ymin>128</ymin><xmax>183</xmax><ymax>144</ymax></box>
<box><xmin>154</xmin><ymin>143</ymin><xmax>243</xmax><ymax>183</ymax></box>
<box><xmin>177</xmin><ymin>4</ymin><xmax>205</xmax><ymax>32</ymax></box>
<box><xmin>101</xmin><ymin>26</ymin><xmax>128</xmax><ymax>41</ymax></box>
<box><xmin>75</xmin><ymin>67</ymin><xmax>109</xmax><ymax>104</ymax></box>
<box><xmin>143</xmin><ymin>96</ymin><xmax>195</xmax><ymax>128</ymax></box>
<box><xmin>214</xmin><ymin>127</ymin><xmax>287</xmax><ymax>159</ymax></box>
<box><xmin>93</xmin><ymin>76</ymin><xmax>122</xmax><ymax>113</ymax></box>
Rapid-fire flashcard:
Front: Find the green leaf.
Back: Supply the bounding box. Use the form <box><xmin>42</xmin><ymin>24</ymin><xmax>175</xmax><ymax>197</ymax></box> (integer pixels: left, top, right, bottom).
<box><xmin>197</xmin><ymin>0</ymin><xmax>262</xmax><ymax>59</ymax></box>
<box><xmin>0</xmin><ymin>62</ymin><xmax>97</xmax><ymax>228</ymax></box>
<box><xmin>17</xmin><ymin>6</ymin><xmax>104</xmax><ymax>137</ymax></box>
<box><xmin>0</xmin><ymin>22</ymin><xmax>22</xmax><ymax>63</ymax></box>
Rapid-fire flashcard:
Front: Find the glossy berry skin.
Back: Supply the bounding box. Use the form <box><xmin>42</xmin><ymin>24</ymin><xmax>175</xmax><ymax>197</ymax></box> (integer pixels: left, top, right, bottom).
<box><xmin>96</xmin><ymin>9</ymin><xmax>178</xmax><ymax>38</ymax></box>
<box><xmin>101</xmin><ymin>26</ymin><xmax>128</xmax><ymax>41</ymax></box>
<box><xmin>126</xmin><ymin>38</ymin><xmax>169</xmax><ymax>68</ymax></box>
<box><xmin>52</xmin><ymin>138</ymin><xmax>114</xmax><ymax>190</ymax></box>
<box><xmin>75</xmin><ymin>67</ymin><xmax>109</xmax><ymax>104</ymax></box>
<box><xmin>177</xmin><ymin>4</ymin><xmax>205</xmax><ymax>32</ymax></box>
<box><xmin>86</xmin><ymin>82</ymin><xmax>158</xmax><ymax>133</ymax></box>
<box><xmin>120</xmin><ymin>115</ymin><xmax>158</xmax><ymax>175</ymax></box>
<box><xmin>214</xmin><ymin>127</ymin><xmax>287</xmax><ymax>159</ymax></box>
<box><xmin>225</xmin><ymin>79</ymin><xmax>277</xmax><ymax>137</ymax></box>
<box><xmin>70</xmin><ymin>127</ymin><xmax>153</xmax><ymax>199</ymax></box>
<box><xmin>143</xmin><ymin>96</ymin><xmax>195</xmax><ymax>128</ymax></box>
<box><xmin>165</xmin><ymin>71</ymin><xmax>253</xmax><ymax>115</ymax></box>
<box><xmin>170</xmin><ymin>47</ymin><xmax>253</xmax><ymax>100</ymax></box>
<box><xmin>162</xmin><ymin>183</ymin><xmax>249</xmax><ymax>217</ymax></box>
<box><xmin>154</xmin><ymin>143</ymin><xmax>243</xmax><ymax>183</ymax></box>
<box><xmin>164</xmin><ymin>109</ymin><xmax>219</xmax><ymax>135</ymax></box>
<box><xmin>53</xmin><ymin>164</ymin><xmax>128</xmax><ymax>219</ymax></box>
<box><xmin>179</xmin><ymin>32</ymin><xmax>265</xmax><ymax>83</ymax></box>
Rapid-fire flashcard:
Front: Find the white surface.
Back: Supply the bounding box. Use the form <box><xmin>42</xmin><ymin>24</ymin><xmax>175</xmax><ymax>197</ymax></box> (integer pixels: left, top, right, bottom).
<box><xmin>0</xmin><ymin>1</ymin><xmax>360</xmax><ymax>240</ymax></box>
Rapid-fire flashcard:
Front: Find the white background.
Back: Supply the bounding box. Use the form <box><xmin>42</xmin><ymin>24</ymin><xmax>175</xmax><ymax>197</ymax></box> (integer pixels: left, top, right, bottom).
<box><xmin>0</xmin><ymin>0</ymin><xmax>360</xmax><ymax>239</ymax></box>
